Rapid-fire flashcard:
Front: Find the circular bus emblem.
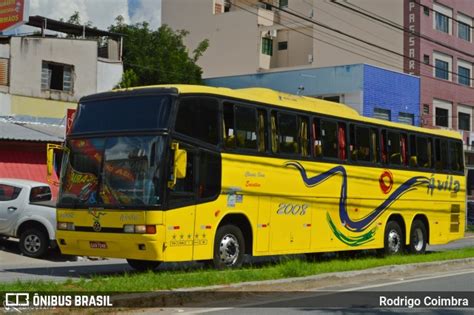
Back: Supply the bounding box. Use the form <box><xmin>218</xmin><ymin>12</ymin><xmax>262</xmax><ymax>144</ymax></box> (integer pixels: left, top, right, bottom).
<box><xmin>93</xmin><ymin>221</ymin><xmax>102</xmax><ymax>232</ymax></box>
<box><xmin>379</xmin><ymin>170</ymin><xmax>393</xmax><ymax>194</ymax></box>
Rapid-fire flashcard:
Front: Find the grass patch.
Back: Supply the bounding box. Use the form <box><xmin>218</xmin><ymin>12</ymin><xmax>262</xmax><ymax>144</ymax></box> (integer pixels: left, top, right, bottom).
<box><xmin>1</xmin><ymin>247</ymin><xmax>473</xmax><ymax>292</ymax></box>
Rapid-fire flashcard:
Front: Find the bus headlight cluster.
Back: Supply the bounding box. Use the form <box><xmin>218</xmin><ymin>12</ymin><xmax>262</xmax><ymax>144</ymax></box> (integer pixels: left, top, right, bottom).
<box><xmin>123</xmin><ymin>224</ymin><xmax>156</xmax><ymax>234</ymax></box>
<box><xmin>57</xmin><ymin>222</ymin><xmax>75</xmax><ymax>231</ymax></box>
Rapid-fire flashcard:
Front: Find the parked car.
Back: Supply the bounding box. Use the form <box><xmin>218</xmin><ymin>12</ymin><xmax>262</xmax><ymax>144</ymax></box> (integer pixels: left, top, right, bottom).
<box><xmin>0</xmin><ymin>179</ymin><xmax>56</xmax><ymax>258</ymax></box>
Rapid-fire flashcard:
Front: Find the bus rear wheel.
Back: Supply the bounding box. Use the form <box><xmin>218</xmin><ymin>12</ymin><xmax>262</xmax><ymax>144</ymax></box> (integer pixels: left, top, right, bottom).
<box><xmin>383</xmin><ymin>221</ymin><xmax>404</xmax><ymax>255</ymax></box>
<box><xmin>408</xmin><ymin>220</ymin><xmax>427</xmax><ymax>254</ymax></box>
<box><xmin>127</xmin><ymin>259</ymin><xmax>161</xmax><ymax>271</ymax></box>
<box><xmin>213</xmin><ymin>225</ymin><xmax>245</xmax><ymax>269</ymax></box>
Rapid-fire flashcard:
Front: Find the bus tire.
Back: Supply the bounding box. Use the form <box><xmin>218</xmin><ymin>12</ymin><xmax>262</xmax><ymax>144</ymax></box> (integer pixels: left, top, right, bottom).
<box><xmin>213</xmin><ymin>225</ymin><xmax>245</xmax><ymax>269</ymax></box>
<box><xmin>408</xmin><ymin>220</ymin><xmax>427</xmax><ymax>254</ymax></box>
<box><xmin>127</xmin><ymin>259</ymin><xmax>161</xmax><ymax>271</ymax></box>
<box><xmin>383</xmin><ymin>221</ymin><xmax>404</xmax><ymax>255</ymax></box>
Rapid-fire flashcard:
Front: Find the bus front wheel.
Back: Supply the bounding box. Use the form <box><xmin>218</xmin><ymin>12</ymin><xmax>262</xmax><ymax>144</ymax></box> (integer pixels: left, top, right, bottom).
<box><xmin>213</xmin><ymin>225</ymin><xmax>245</xmax><ymax>269</ymax></box>
<box><xmin>408</xmin><ymin>220</ymin><xmax>427</xmax><ymax>254</ymax></box>
<box><xmin>127</xmin><ymin>259</ymin><xmax>161</xmax><ymax>271</ymax></box>
<box><xmin>383</xmin><ymin>221</ymin><xmax>404</xmax><ymax>255</ymax></box>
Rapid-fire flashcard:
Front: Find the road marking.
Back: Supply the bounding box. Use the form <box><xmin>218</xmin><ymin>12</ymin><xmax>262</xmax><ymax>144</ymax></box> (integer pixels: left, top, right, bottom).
<box><xmin>179</xmin><ymin>269</ymin><xmax>474</xmax><ymax>314</ymax></box>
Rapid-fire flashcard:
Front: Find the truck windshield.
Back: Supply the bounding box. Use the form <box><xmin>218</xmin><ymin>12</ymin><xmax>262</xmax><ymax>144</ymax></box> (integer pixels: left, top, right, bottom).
<box><xmin>58</xmin><ymin>136</ymin><xmax>165</xmax><ymax>208</ymax></box>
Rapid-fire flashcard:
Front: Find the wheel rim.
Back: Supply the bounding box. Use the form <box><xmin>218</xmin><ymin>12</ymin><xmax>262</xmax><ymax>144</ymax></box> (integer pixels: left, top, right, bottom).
<box><xmin>219</xmin><ymin>233</ymin><xmax>240</xmax><ymax>266</ymax></box>
<box><xmin>413</xmin><ymin>228</ymin><xmax>424</xmax><ymax>251</ymax></box>
<box><xmin>24</xmin><ymin>234</ymin><xmax>41</xmax><ymax>253</ymax></box>
<box><xmin>388</xmin><ymin>229</ymin><xmax>401</xmax><ymax>253</ymax></box>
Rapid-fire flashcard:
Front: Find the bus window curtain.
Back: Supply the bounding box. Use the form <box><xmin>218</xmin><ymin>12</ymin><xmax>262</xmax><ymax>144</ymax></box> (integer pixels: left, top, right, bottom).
<box><xmin>300</xmin><ymin>118</ymin><xmax>308</xmax><ymax>156</ymax></box>
<box><xmin>258</xmin><ymin>111</ymin><xmax>265</xmax><ymax>152</ymax></box>
<box><xmin>401</xmin><ymin>135</ymin><xmax>407</xmax><ymax>165</ymax></box>
<box><xmin>338</xmin><ymin>123</ymin><xmax>346</xmax><ymax>160</ymax></box>
<box><xmin>271</xmin><ymin>113</ymin><xmax>278</xmax><ymax>153</ymax></box>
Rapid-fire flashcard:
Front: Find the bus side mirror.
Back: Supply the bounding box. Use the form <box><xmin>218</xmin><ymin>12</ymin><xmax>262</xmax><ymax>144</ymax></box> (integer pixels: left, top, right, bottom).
<box><xmin>168</xmin><ymin>142</ymin><xmax>187</xmax><ymax>189</ymax></box>
<box><xmin>47</xmin><ymin>143</ymin><xmax>64</xmax><ymax>186</ymax></box>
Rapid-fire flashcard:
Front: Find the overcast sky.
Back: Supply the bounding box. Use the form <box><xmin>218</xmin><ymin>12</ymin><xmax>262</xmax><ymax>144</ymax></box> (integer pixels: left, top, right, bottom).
<box><xmin>28</xmin><ymin>0</ymin><xmax>162</xmax><ymax>31</ymax></box>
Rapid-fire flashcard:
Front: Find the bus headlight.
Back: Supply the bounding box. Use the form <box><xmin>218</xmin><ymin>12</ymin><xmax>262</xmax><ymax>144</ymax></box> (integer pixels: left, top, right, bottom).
<box><xmin>123</xmin><ymin>225</ymin><xmax>156</xmax><ymax>234</ymax></box>
<box><xmin>57</xmin><ymin>222</ymin><xmax>75</xmax><ymax>231</ymax></box>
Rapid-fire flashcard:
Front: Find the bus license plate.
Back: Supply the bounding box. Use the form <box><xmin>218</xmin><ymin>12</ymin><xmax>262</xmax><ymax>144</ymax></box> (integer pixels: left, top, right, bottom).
<box><xmin>90</xmin><ymin>241</ymin><xmax>107</xmax><ymax>249</ymax></box>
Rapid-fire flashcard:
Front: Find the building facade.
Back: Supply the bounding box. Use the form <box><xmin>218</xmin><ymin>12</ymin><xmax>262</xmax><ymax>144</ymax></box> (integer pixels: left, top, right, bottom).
<box><xmin>205</xmin><ymin>64</ymin><xmax>420</xmax><ymax>125</ymax></box>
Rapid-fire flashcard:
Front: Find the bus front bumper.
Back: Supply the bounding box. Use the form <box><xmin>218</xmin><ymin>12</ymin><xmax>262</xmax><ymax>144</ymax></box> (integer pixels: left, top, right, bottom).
<box><xmin>56</xmin><ymin>231</ymin><xmax>164</xmax><ymax>261</ymax></box>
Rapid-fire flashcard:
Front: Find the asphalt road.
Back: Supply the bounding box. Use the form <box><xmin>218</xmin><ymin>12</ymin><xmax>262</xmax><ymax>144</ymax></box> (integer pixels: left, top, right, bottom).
<box><xmin>0</xmin><ymin>233</ymin><xmax>472</xmax><ymax>284</ymax></box>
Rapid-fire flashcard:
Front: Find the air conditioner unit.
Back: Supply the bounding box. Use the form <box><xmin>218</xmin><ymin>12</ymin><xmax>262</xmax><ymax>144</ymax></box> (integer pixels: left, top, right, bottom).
<box><xmin>269</xmin><ymin>29</ymin><xmax>277</xmax><ymax>37</ymax></box>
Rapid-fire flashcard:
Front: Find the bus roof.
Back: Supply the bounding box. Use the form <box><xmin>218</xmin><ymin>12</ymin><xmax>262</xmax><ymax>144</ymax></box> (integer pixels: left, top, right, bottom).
<box><xmin>111</xmin><ymin>84</ymin><xmax>461</xmax><ymax>140</ymax></box>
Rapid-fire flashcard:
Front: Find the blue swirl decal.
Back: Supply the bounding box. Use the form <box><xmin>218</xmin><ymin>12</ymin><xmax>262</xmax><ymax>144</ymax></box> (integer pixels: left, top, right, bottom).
<box><xmin>285</xmin><ymin>161</ymin><xmax>430</xmax><ymax>233</ymax></box>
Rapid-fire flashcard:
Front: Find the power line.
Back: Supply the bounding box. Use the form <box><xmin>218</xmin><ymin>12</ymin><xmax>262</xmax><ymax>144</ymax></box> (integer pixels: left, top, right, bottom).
<box><xmin>260</xmin><ymin>1</ymin><xmax>472</xmax><ymax>83</ymax></box>
<box><xmin>329</xmin><ymin>0</ymin><xmax>474</xmax><ymax>59</ymax></box>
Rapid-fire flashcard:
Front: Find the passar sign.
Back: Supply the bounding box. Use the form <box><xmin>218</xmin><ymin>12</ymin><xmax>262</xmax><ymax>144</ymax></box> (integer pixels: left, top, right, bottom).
<box><xmin>0</xmin><ymin>0</ymin><xmax>29</xmax><ymax>32</ymax></box>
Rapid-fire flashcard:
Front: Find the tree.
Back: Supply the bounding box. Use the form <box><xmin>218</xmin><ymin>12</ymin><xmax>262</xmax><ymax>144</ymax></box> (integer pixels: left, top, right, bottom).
<box><xmin>109</xmin><ymin>17</ymin><xmax>209</xmax><ymax>87</ymax></box>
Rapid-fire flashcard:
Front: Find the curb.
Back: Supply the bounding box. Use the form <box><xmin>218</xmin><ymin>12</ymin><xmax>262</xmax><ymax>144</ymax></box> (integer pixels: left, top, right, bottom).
<box><xmin>110</xmin><ymin>257</ymin><xmax>474</xmax><ymax>307</ymax></box>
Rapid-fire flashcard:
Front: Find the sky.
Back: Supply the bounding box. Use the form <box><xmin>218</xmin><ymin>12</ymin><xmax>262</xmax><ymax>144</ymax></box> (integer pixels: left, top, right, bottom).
<box><xmin>27</xmin><ymin>0</ymin><xmax>162</xmax><ymax>31</ymax></box>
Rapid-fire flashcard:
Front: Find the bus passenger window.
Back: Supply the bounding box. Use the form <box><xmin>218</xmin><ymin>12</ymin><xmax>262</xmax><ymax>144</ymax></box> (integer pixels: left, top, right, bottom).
<box><xmin>350</xmin><ymin>125</ymin><xmax>370</xmax><ymax>162</ymax></box>
<box><xmin>175</xmin><ymin>97</ymin><xmax>219</xmax><ymax>145</ymax></box>
<box><xmin>312</xmin><ymin>118</ymin><xmax>322</xmax><ymax>158</ymax></box>
<box><xmin>449</xmin><ymin>141</ymin><xmax>464</xmax><ymax>172</ymax></box>
<box><xmin>416</xmin><ymin>137</ymin><xmax>432</xmax><ymax>168</ymax></box>
<box><xmin>338</xmin><ymin>123</ymin><xmax>347</xmax><ymax>160</ymax></box>
<box><xmin>223</xmin><ymin>103</ymin><xmax>236</xmax><ymax>148</ymax></box>
<box><xmin>387</xmin><ymin>132</ymin><xmax>401</xmax><ymax>165</ymax></box>
<box><xmin>198</xmin><ymin>150</ymin><xmax>221</xmax><ymax>199</ymax></box>
<box><xmin>271</xmin><ymin>112</ymin><xmax>278</xmax><ymax>153</ymax></box>
<box><xmin>435</xmin><ymin>139</ymin><xmax>448</xmax><ymax>171</ymax></box>
<box><xmin>400</xmin><ymin>134</ymin><xmax>408</xmax><ymax>166</ymax></box>
<box><xmin>409</xmin><ymin>135</ymin><xmax>417</xmax><ymax>167</ymax></box>
<box><xmin>278</xmin><ymin>113</ymin><xmax>299</xmax><ymax>154</ymax></box>
<box><xmin>235</xmin><ymin>105</ymin><xmax>258</xmax><ymax>150</ymax></box>
<box><xmin>321</xmin><ymin>120</ymin><xmax>338</xmax><ymax>159</ymax></box>
<box><xmin>299</xmin><ymin>116</ymin><xmax>309</xmax><ymax>157</ymax></box>
<box><xmin>381</xmin><ymin>130</ymin><xmax>387</xmax><ymax>164</ymax></box>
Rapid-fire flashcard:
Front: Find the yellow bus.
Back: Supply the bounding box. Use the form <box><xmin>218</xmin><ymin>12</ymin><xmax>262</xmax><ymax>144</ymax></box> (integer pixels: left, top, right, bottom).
<box><xmin>51</xmin><ymin>85</ymin><xmax>466</xmax><ymax>270</ymax></box>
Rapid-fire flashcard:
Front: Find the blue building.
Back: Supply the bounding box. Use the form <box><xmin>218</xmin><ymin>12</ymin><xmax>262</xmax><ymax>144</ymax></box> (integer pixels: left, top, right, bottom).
<box><xmin>205</xmin><ymin>64</ymin><xmax>420</xmax><ymax>126</ymax></box>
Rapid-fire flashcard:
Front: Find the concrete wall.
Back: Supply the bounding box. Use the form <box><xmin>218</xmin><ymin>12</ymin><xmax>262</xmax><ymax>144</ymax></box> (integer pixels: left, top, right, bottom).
<box><xmin>162</xmin><ymin>0</ymin><xmax>260</xmax><ymax>78</ymax></box>
<box><xmin>97</xmin><ymin>59</ymin><xmax>123</xmax><ymax>93</ymax></box>
<box><xmin>9</xmin><ymin>37</ymin><xmax>98</xmax><ymax>103</ymax></box>
<box><xmin>0</xmin><ymin>92</ymin><xmax>11</xmax><ymax>115</ymax></box>
<box><xmin>363</xmin><ymin>65</ymin><xmax>420</xmax><ymax>125</ymax></box>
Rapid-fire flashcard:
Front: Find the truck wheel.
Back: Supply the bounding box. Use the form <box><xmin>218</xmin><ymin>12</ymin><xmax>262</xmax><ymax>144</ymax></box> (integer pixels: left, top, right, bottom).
<box><xmin>213</xmin><ymin>225</ymin><xmax>245</xmax><ymax>269</ymax></box>
<box><xmin>127</xmin><ymin>259</ymin><xmax>161</xmax><ymax>271</ymax></box>
<box><xmin>383</xmin><ymin>221</ymin><xmax>404</xmax><ymax>255</ymax></box>
<box><xmin>19</xmin><ymin>228</ymin><xmax>48</xmax><ymax>258</ymax></box>
<box><xmin>408</xmin><ymin>220</ymin><xmax>427</xmax><ymax>254</ymax></box>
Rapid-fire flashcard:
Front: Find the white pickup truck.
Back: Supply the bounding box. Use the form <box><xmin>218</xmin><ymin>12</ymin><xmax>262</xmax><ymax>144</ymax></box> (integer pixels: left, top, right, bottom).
<box><xmin>0</xmin><ymin>179</ymin><xmax>56</xmax><ymax>258</ymax></box>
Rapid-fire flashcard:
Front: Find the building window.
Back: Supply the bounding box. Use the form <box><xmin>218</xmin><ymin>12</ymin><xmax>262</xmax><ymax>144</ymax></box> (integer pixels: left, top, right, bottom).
<box><xmin>423</xmin><ymin>55</ymin><xmax>430</xmax><ymax>64</ymax></box>
<box><xmin>458</xmin><ymin>65</ymin><xmax>471</xmax><ymax>86</ymax></box>
<box><xmin>434</xmin><ymin>59</ymin><xmax>449</xmax><ymax>80</ymax></box>
<box><xmin>279</xmin><ymin>0</ymin><xmax>288</xmax><ymax>8</ymax></box>
<box><xmin>399</xmin><ymin>112</ymin><xmax>415</xmax><ymax>125</ymax></box>
<box><xmin>435</xmin><ymin>12</ymin><xmax>449</xmax><ymax>33</ymax></box>
<box><xmin>262</xmin><ymin>37</ymin><xmax>273</xmax><ymax>56</ymax></box>
<box><xmin>435</xmin><ymin>107</ymin><xmax>449</xmax><ymax>127</ymax></box>
<box><xmin>458</xmin><ymin>21</ymin><xmax>471</xmax><ymax>41</ymax></box>
<box><xmin>278</xmin><ymin>41</ymin><xmax>288</xmax><ymax>50</ymax></box>
<box><xmin>424</xmin><ymin>7</ymin><xmax>429</xmax><ymax>16</ymax></box>
<box><xmin>374</xmin><ymin>108</ymin><xmax>391</xmax><ymax>121</ymax></box>
<box><xmin>459</xmin><ymin>112</ymin><xmax>471</xmax><ymax>131</ymax></box>
<box><xmin>423</xmin><ymin>104</ymin><xmax>430</xmax><ymax>114</ymax></box>
<box><xmin>41</xmin><ymin>61</ymin><xmax>73</xmax><ymax>92</ymax></box>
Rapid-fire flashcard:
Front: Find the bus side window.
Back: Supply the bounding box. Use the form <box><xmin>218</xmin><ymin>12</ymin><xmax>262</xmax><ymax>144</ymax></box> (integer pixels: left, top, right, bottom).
<box><xmin>417</xmin><ymin>137</ymin><xmax>433</xmax><ymax>169</ymax></box>
<box><xmin>400</xmin><ymin>134</ymin><xmax>408</xmax><ymax>166</ymax></box>
<box><xmin>223</xmin><ymin>103</ymin><xmax>236</xmax><ymax>148</ymax></box>
<box><xmin>235</xmin><ymin>105</ymin><xmax>258</xmax><ymax>150</ymax></box>
<box><xmin>257</xmin><ymin>109</ymin><xmax>268</xmax><ymax>153</ymax></box>
<box><xmin>449</xmin><ymin>140</ymin><xmax>464</xmax><ymax>172</ymax></box>
<box><xmin>381</xmin><ymin>130</ymin><xmax>387</xmax><ymax>164</ymax></box>
<box><xmin>198</xmin><ymin>150</ymin><xmax>221</xmax><ymax>199</ymax></box>
<box><xmin>169</xmin><ymin>147</ymin><xmax>196</xmax><ymax>205</ymax></box>
<box><xmin>277</xmin><ymin>112</ymin><xmax>299</xmax><ymax>154</ymax></box>
<box><xmin>312</xmin><ymin>118</ymin><xmax>322</xmax><ymax>158</ymax></box>
<box><xmin>320</xmin><ymin>120</ymin><xmax>338</xmax><ymax>159</ymax></box>
<box><xmin>350</xmin><ymin>125</ymin><xmax>370</xmax><ymax>162</ymax></box>
<box><xmin>299</xmin><ymin>116</ymin><xmax>309</xmax><ymax>157</ymax></box>
<box><xmin>388</xmin><ymin>132</ymin><xmax>401</xmax><ymax>165</ymax></box>
<box><xmin>175</xmin><ymin>97</ymin><xmax>219</xmax><ymax>145</ymax></box>
<box><xmin>435</xmin><ymin>139</ymin><xmax>448</xmax><ymax>171</ymax></box>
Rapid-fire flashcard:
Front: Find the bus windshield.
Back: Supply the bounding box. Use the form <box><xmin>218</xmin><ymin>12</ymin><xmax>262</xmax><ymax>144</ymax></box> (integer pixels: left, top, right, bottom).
<box><xmin>58</xmin><ymin>136</ymin><xmax>165</xmax><ymax>208</ymax></box>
